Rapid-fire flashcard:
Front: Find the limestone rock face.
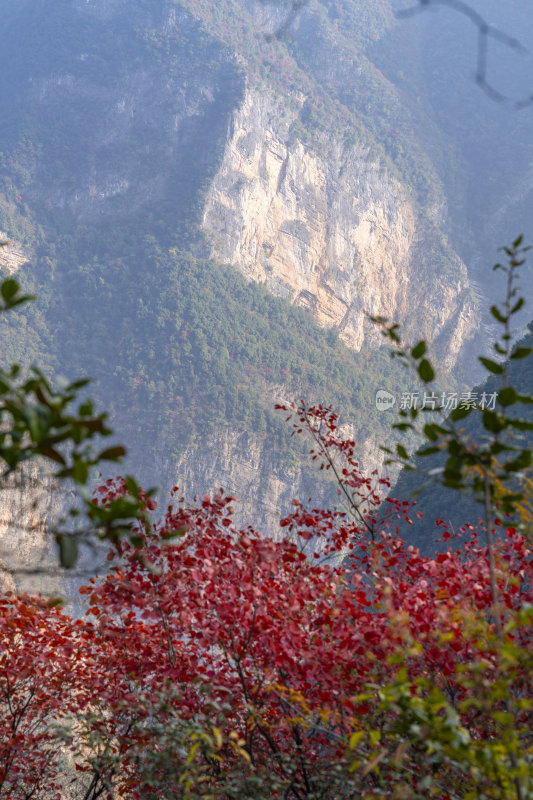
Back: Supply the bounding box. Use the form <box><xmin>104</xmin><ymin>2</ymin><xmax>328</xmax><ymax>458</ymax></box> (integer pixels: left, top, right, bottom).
<box><xmin>0</xmin><ymin>469</ymin><xmax>68</xmax><ymax>596</ymax></box>
<box><xmin>0</xmin><ymin>0</ymin><xmax>486</xmax><ymax>573</ymax></box>
<box><xmin>168</xmin><ymin>425</ymin><xmax>388</xmax><ymax>543</ymax></box>
<box><xmin>202</xmin><ymin>88</ymin><xmax>479</xmax><ymax>367</ymax></box>
<box><xmin>0</xmin><ymin>233</ymin><xmax>29</xmax><ymax>273</ymax></box>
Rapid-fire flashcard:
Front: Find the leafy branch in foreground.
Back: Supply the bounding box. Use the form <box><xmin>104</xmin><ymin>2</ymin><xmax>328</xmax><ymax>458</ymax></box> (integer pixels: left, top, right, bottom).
<box><xmin>0</xmin><ymin>241</ymin><xmax>531</xmax><ymax>799</ymax></box>
<box><xmin>0</xmin><ymin>273</ymin><xmax>150</xmax><ymax>569</ymax></box>
<box><xmin>373</xmin><ymin>237</ymin><xmax>533</xmax><ymax>524</ymax></box>
<box><xmin>370</xmin><ymin>235</ymin><xmax>533</xmax><ymax>693</ymax></box>
<box><xmin>275</xmin><ymin>400</ymin><xmax>414</xmax><ymax>553</ymax></box>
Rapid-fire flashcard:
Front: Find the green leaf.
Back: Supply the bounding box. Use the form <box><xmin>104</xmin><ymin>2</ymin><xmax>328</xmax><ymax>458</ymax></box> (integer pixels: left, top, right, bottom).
<box><xmin>27</xmin><ymin>406</ymin><xmax>49</xmax><ymax>443</ymax></box>
<box><xmin>56</xmin><ymin>535</ymin><xmax>79</xmax><ymax>569</ymax></box>
<box><xmin>510</xmin><ymin>345</ymin><xmax>531</xmax><ymax>359</ymax></box>
<box><xmin>442</xmin><ymin>476</ymin><xmax>463</xmax><ymax>489</ymax></box>
<box><xmin>78</xmin><ymin>400</ymin><xmax>94</xmax><ymax>416</ymax></box>
<box><xmin>500</xmin><ymin>492</ymin><xmax>524</xmax><ymax>513</ymax></box>
<box><xmin>447</xmin><ymin>442</ymin><xmax>462</xmax><ymax>457</ymax></box>
<box><xmin>125</xmin><ymin>476</ymin><xmax>141</xmax><ymax>499</ymax></box>
<box><xmin>80</xmin><ymin>418</ymin><xmax>107</xmax><ymax>433</ymax></box>
<box><xmin>479</xmin><ymin>357</ymin><xmax>503</xmax><ymax>375</ymax></box>
<box><xmin>504</xmin><ymin>450</ymin><xmax>532</xmax><ymax>472</ymax></box>
<box><xmin>490</xmin><ymin>306</ymin><xmax>507</xmax><ymax>324</ymax></box>
<box><xmin>418</xmin><ymin>359</ymin><xmax>434</xmax><ymax>383</ymax></box>
<box><xmin>40</xmin><ymin>446</ymin><xmax>66</xmax><ymax>466</ymax></box>
<box><xmin>490</xmin><ymin>440</ymin><xmax>508</xmax><ymax>455</ymax></box>
<box><xmin>449</xmin><ymin>405</ymin><xmax>472</xmax><ymax>422</ymax></box>
<box><xmin>411</xmin><ymin>341</ymin><xmax>426</xmax><ymax>359</ymax></box>
<box><xmin>396</xmin><ymin>444</ymin><xmax>409</xmax><ymax>460</ymax></box>
<box><xmin>73</xmin><ymin>458</ymin><xmax>89</xmax><ymax>485</ymax></box>
<box><xmin>98</xmin><ymin>446</ymin><xmax>126</xmax><ymax>462</ymax></box>
<box><xmin>418</xmin><ymin>446</ymin><xmax>440</xmax><ymax>456</ymax></box>
<box><xmin>8</xmin><ymin>295</ymin><xmax>36</xmax><ymax>308</ymax></box>
<box><xmin>424</xmin><ymin>423</ymin><xmax>447</xmax><ymax>442</ymax></box>
<box><xmin>161</xmin><ymin>527</ymin><xmax>186</xmax><ymax>540</ymax></box>
<box><xmin>510</xmin><ymin>297</ymin><xmax>525</xmax><ymax>314</ymax></box>
<box><xmin>482</xmin><ymin>410</ymin><xmax>505</xmax><ymax>434</ymax></box>
<box><xmin>68</xmin><ymin>378</ymin><xmax>91</xmax><ymax>391</ymax></box>
<box><xmin>498</xmin><ymin>387</ymin><xmax>518</xmax><ymax>407</ymax></box>
<box><xmin>509</xmin><ymin>419</ymin><xmax>533</xmax><ymax>431</ymax></box>
<box><xmin>1</xmin><ymin>278</ymin><xmax>19</xmax><ymax>302</ymax></box>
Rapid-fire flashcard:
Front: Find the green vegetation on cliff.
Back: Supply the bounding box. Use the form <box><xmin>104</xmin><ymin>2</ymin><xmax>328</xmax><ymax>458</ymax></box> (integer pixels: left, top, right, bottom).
<box><xmin>0</xmin><ymin>0</ymin><xmax>428</xmax><ymax>487</ymax></box>
<box><xmin>4</xmin><ymin>229</ymin><xmax>408</xmax><ymax>461</ymax></box>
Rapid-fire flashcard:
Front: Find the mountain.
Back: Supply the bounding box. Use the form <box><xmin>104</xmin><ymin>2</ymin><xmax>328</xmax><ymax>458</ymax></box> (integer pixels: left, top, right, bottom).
<box><xmin>0</xmin><ymin>0</ymin><xmax>532</xmax><ymax>570</ymax></box>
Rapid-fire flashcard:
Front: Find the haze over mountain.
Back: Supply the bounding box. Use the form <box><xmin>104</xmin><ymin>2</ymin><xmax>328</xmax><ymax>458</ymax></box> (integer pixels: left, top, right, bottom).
<box><xmin>1</xmin><ymin>0</ymin><xmax>532</xmax><ymax>565</ymax></box>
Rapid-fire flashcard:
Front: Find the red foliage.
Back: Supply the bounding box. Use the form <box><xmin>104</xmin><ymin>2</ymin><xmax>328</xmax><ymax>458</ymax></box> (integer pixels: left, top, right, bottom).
<box><xmin>0</xmin><ymin>595</ymin><xmax>96</xmax><ymax>799</ymax></box>
<box><xmin>0</xmin><ymin>403</ymin><xmax>531</xmax><ymax>798</ymax></box>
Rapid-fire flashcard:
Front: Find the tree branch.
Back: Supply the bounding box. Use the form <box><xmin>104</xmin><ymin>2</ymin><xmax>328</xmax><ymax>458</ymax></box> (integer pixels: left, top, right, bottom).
<box><xmin>397</xmin><ymin>0</ymin><xmax>531</xmax><ymax>107</ymax></box>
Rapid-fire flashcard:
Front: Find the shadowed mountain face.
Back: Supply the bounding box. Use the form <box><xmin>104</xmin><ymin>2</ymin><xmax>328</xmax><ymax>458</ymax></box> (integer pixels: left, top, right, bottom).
<box><xmin>0</xmin><ymin>0</ymin><xmax>532</xmax><ymax>559</ymax></box>
<box><xmin>0</xmin><ymin>0</ymin><xmax>243</xmax><ymax>232</ymax></box>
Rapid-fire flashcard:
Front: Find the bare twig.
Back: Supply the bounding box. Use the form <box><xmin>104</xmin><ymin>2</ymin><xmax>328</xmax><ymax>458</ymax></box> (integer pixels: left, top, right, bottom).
<box><xmin>397</xmin><ymin>0</ymin><xmax>531</xmax><ymax>107</ymax></box>
<box><xmin>258</xmin><ymin>0</ymin><xmax>311</xmax><ymax>41</ymax></box>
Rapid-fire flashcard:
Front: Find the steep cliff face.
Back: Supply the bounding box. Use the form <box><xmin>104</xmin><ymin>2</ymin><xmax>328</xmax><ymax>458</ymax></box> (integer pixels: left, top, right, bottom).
<box><xmin>0</xmin><ymin>0</ymin><xmax>243</xmax><ymax>231</ymax></box>
<box><xmin>0</xmin><ymin>0</ymin><xmax>498</xmax><ymax>583</ymax></box>
<box><xmin>202</xmin><ymin>87</ymin><xmax>479</xmax><ymax>366</ymax></box>
<box><xmin>167</xmin><ymin>423</ymin><xmax>388</xmax><ymax>544</ymax></box>
<box><xmin>0</xmin><ymin>468</ymin><xmax>66</xmax><ymax>595</ymax></box>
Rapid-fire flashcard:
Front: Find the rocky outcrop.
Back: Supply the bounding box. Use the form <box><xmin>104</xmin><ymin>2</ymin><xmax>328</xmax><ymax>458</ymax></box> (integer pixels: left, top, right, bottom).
<box><xmin>202</xmin><ymin>87</ymin><xmax>479</xmax><ymax>366</ymax></box>
<box><xmin>0</xmin><ymin>233</ymin><xmax>29</xmax><ymax>273</ymax></box>
<box><xmin>0</xmin><ymin>468</ymin><xmax>68</xmax><ymax>596</ymax></box>
<box><xmin>168</xmin><ymin>424</ymin><xmax>389</xmax><ymax>543</ymax></box>
<box><xmin>0</xmin><ymin>0</ymin><xmax>487</xmax><ymax>578</ymax></box>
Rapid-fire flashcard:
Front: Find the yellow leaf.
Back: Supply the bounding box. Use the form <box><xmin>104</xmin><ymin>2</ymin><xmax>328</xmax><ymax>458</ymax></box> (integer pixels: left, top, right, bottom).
<box><xmin>349</xmin><ymin>730</ymin><xmax>365</xmax><ymax>750</ymax></box>
<box><xmin>370</xmin><ymin>730</ymin><xmax>380</xmax><ymax>746</ymax></box>
<box><xmin>212</xmin><ymin>726</ymin><xmax>223</xmax><ymax>749</ymax></box>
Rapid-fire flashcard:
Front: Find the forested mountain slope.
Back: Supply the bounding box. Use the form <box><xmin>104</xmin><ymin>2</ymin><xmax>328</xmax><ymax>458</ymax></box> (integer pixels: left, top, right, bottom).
<box><xmin>0</xmin><ymin>0</ymin><xmax>532</xmax><ymax>554</ymax></box>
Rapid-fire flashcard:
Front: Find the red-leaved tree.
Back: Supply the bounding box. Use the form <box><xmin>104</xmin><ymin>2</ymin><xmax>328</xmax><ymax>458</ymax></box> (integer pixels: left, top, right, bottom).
<box><xmin>0</xmin><ymin>403</ymin><xmax>531</xmax><ymax>799</ymax></box>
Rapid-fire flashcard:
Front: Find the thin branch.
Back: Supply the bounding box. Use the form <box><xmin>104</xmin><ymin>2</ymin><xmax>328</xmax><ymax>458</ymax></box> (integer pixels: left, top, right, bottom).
<box><xmin>300</xmin><ymin>405</ymin><xmax>376</xmax><ymax>541</ymax></box>
<box><xmin>259</xmin><ymin>0</ymin><xmax>311</xmax><ymax>41</ymax></box>
<box><xmin>397</xmin><ymin>0</ymin><xmax>531</xmax><ymax>107</ymax></box>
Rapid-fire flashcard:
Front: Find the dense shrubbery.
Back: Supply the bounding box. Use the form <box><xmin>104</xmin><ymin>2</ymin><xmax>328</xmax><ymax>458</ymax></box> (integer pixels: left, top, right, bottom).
<box><xmin>0</xmin><ymin>402</ymin><xmax>531</xmax><ymax>799</ymax></box>
<box><xmin>0</xmin><ymin>245</ymin><xmax>532</xmax><ymax>798</ymax></box>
